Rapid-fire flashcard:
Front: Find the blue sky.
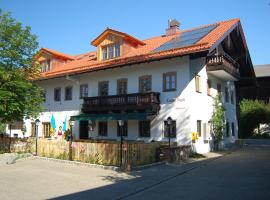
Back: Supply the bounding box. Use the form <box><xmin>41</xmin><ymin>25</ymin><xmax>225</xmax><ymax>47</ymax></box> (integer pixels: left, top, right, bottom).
<box><xmin>1</xmin><ymin>0</ymin><xmax>270</xmax><ymax>65</ymax></box>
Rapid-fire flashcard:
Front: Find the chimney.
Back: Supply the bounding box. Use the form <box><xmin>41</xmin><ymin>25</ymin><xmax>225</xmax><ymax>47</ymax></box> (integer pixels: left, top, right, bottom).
<box><xmin>166</xmin><ymin>19</ymin><xmax>180</xmax><ymax>36</ymax></box>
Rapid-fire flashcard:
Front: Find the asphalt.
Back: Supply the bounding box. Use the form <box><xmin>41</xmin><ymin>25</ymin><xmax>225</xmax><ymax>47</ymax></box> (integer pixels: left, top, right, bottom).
<box><xmin>0</xmin><ymin>142</ymin><xmax>270</xmax><ymax>200</ymax></box>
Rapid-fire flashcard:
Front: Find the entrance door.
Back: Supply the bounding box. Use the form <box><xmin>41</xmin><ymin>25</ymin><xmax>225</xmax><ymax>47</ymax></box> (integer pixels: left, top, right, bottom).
<box><xmin>79</xmin><ymin>120</ymin><xmax>89</xmax><ymax>139</ymax></box>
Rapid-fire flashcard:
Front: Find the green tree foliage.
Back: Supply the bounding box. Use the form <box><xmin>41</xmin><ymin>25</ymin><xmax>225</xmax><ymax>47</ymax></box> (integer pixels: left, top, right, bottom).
<box><xmin>0</xmin><ymin>122</ymin><xmax>6</xmax><ymax>134</ymax></box>
<box><xmin>239</xmin><ymin>99</ymin><xmax>270</xmax><ymax>138</ymax></box>
<box><xmin>0</xmin><ymin>10</ymin><xmax>43</xmax><ymax>123</ymax></box>
<box><xmin>212</xmin><ymin>94</ymin><xmax>225</xmax><ymax>144</ymax></box>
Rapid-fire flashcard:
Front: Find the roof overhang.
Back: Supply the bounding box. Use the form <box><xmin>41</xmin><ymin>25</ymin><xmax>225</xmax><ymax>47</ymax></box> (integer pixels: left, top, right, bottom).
<box><xmin>70</xmin><ymin>113</ymin><xmax>149</xmax><ymax>121</ymax></box>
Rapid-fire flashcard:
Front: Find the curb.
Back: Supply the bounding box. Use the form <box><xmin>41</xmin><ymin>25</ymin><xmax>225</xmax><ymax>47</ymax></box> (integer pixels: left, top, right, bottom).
<box><xmin>32</xmin><ymin>156</ymin><xmax>120</xmax><ymax>171</ymax></box>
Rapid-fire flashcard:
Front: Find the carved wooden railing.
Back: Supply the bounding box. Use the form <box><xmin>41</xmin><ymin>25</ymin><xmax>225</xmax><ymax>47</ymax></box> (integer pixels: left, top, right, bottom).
<box><xmin>82</xmin><ymin>92</ymin><xmax>160</xmax><ymax>114</ymax></box>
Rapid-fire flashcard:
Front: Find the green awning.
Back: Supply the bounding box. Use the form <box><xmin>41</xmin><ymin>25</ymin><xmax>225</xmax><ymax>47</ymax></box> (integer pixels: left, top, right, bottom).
<box><xmin>70</xmin><ymin>113</ymin><xmax>148</xmax><ymax>121</ymax></box>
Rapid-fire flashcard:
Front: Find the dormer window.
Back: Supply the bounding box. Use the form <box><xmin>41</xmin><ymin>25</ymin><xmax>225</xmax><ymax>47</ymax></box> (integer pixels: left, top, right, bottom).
<box><xmin>102</xmin><ymin>43</ymin><xmax>120</xmax><ymax>60</ymax></box>
<box><xmin>41</xmin><ymin>59</ymin><xmax>51</xmax><ymax>72</ymax></box>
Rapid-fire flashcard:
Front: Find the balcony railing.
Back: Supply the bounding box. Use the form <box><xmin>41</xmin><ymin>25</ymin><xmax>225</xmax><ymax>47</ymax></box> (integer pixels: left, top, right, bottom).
<box><xmin>82</xmin><ymin>92</ymin><xmax>160</xmax><ymax>114</ymax></box>
<box><xmin>206</xmin><ymin>53</ymin><xmax>240</xmax><ymax>80</ymax></box>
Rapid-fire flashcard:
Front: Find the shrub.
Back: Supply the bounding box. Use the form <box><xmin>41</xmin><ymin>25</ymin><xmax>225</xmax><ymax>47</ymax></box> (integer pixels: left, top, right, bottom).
<box><xmin>239</xmin><ymin>99</ymin><xmax>270</xmax><ymax>138</ymax></box>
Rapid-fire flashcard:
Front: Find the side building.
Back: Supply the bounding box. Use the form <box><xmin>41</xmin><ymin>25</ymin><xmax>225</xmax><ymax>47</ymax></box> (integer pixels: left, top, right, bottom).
<box><xmin>9</xmin><ymin>19</ymin><xmax>254</xmax><ymax>153</ymax></box>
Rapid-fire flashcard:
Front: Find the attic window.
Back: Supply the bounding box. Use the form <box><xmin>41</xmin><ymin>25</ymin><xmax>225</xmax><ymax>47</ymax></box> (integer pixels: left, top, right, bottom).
<box><xmin>41</xmin><ymin>60</ymin><xmax>51</xmax><ymax>72</ymax></box>
<box><xmin>102</xmin><ymin>43</ymin><xmax>120</xmax><ymax>60</ymax></box>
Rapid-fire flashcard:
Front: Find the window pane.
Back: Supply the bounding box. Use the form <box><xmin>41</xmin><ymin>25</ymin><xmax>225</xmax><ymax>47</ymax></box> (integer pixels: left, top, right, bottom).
<box><xmin>65</xmin><ymin>86</ymin><xmax>72</xmax><ymax>101</ymax></box>
<box><xmin>197</xmin><ymin>120</ymin><xmax>202</xmax><ymax>137</ymax></box>
<box><xmin>164</xmin><ymin>120</ymin><xmax>176</xmax><ymax>138</ymax></box>
<box><xmin>99</xmin><ymin>82</ymin><xmax>109</xmax><ymax>96</ymax></box>
<box><xmin>231</xmin><ymin>122</ymin><xmax>235</xmax><ymax>136</ymax></box>
<box><xmin>139</xmin><ymin>76</ymin><xmax>151</xmax><ymax>93</ymax></box>
<box><xmin>115</xmin><ymin>43</ymin><xmax>120</xmax><ymax>57</ymax></box>
<box><xmin>217</xmin><ymin>84</ymin><xmax>221</xmax><ymax>94</ymax></box>
<box><xmin>117</xmin><ymin>79</ymin><xmax>127</xmax><ymax>95</ymax></box>
<box><xmin>108</xmin><ymin>45</ymin><xmax>114</xmax><ymax>59</ymax></box>
<box><xmin>226</xmin><ymin>122</ymin><xmax>230</xmax><ymax>137</ymax></box>
<box><xmin>139</xmin><ymin>121</ymin><xmax>150</xmax><ymax>137</ymax></box>
<box><xmin>225</xmin><ymin>87</ymin><xmax>229</xmax><ymax>102</ymax></box>
<box><xmin>102</xmin><ymin>47</ymin><xmax>107</xmax><ymax>60</ymax></box>
<box><xmin>195</xmin><ymin>75</ymin><xmax>201</xmax><ymax>92</ymax></box>
<box><xmin>171</xmin><ymin>75</ymin><xmax>176</xmax><ymax>89</ymax></box>
<box><xmin>80</xmin><ymin>84</ymin><xmax>88</xmax><ymax>99</ymax></box>
<box><xmin>54</xmin><ymin>88</ymin><xmax>61</xmax><ymax>101</ymax></box>
<box><xmin>230</xmin><ymin>91</ymin><xmax>234</xmax><ymax>104</ymax></box>
<box><xmin>98</xmin><ymin>121</ymin><xmax>108</xmax><ymax>136</ymax></box>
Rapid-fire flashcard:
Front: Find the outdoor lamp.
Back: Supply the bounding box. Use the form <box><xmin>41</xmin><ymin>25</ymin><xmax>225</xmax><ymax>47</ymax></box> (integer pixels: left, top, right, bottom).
<box><xmin>118</xmin><ymin>120</ymin><xmax>124</xmax><ymax>127</ymax></box>
<box><xmin>69</xmin><ymin>120</ymin><xmax>75</xmax><ymax>127</ymax></box>
<box><xmin>167</xmin><ymin>117</ymin><xmax>172</xmax><ymax>125</ymax></box>
<box><xmin>35</xmin><ymin>118</ymin><xmax>40</xmax><ymax>156</ymax></box>
<box><xmin>88</xmin><ymin>120</ymin><xmax>95</xmax><ymax>131</ymax></box>
<box><xmin>35</xmin><ymin>119</ymin><xmax>40</xmax><ymax>126</ymax></box>
<box><xmin>167</xmin><ymin>117</ymin><xmax>172</xmax><ymax>148</ymax></box>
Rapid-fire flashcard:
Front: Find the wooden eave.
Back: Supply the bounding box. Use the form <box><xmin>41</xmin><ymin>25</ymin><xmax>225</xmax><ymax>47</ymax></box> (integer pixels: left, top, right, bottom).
<box><xmin>91</xmin><ymin>28</ymin><xmax>146</xmax><ymax>47</ymax></box>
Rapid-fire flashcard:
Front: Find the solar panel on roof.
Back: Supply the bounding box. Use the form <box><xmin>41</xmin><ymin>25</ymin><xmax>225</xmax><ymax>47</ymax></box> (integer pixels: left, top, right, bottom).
<box><xmin>153</xmin><ymin>25</ymin><xmax>217</xmax><ymax>52</ymax></box>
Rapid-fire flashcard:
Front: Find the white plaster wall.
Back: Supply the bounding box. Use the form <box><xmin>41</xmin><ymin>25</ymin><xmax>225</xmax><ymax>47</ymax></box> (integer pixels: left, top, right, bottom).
<box><xmin>188</xmin><ymin>57</ymin><xmax>238</xmax><ymax>153</ymax></box>
<box><xmin>18</xmin><ymin>55</ymin><xmax>238</xmax><ymax>154</ymax></box>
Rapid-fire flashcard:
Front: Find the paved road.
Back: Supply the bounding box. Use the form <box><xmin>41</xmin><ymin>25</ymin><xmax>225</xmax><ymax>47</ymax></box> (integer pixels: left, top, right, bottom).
<box><xmin>0</xmin><ymin>145</ymin><xmax>270</xmax><ymax>200</ymax></box>
<box><xmin>54</xmin><ymin>146</ymin><xmax>270</xmax><ymax>200</ymax></box>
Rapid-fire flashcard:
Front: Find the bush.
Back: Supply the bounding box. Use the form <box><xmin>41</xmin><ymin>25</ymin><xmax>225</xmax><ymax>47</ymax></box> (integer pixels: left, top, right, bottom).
<box><xmin>239</xmin><ymin>99</ymin><xmax>270</xmax><ymax>138</ymax></box>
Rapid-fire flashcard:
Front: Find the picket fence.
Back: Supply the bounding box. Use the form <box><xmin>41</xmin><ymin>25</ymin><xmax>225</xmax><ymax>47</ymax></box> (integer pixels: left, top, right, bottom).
<box><xmin>0</xmin><ymin>137</ymin><xmax>162</xmax><ymax>167</ymax></box>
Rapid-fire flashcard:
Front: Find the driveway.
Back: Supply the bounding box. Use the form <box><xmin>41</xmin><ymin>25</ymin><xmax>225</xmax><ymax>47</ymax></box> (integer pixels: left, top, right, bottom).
<box><xmin>0</xmin><ymin>145</ymin><xmax>270</xmax><ymax>200</ymax></box>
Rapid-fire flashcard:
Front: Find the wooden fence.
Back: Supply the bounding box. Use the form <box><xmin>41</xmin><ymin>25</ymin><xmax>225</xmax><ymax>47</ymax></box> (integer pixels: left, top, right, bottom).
<box><xmin>0</xmin><ymin>137</ymin><xmax>163</xmax><ymax>168</ymax></box>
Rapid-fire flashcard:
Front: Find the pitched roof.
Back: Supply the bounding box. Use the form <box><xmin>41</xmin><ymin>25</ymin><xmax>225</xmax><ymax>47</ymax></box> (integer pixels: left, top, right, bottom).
<box><xmin>91</xmin><ymin>28</ymin><xmax>146</xmax><ymax>46</ymax></box>
<box><xmin>39</xmin><ymin>18</ymin><xmax>241</xmax><ymax>80</ymax></box>
<box><xmin>254</xmin><ymin>64</ymin><xmax>270</xmax><ymax>77</ymax></box>
<box><xmin>39</xmin><ymin>48</ymin><xmax>74</xmax><ymax>60</ymax></box>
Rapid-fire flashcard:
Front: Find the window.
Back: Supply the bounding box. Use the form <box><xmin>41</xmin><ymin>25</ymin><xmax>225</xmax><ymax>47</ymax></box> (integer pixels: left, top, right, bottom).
<box><xmin>164</xmin><ymin>120</ymin><xmax>176</xmax><ymax>138</ymax></box>
<box><xmin>41</xmin><ymin>60</ymin><xmax>51</xmax><ymax>72</ymax></box>
<box><xmin>99</xmin><ymin>81</ymin><xmax>109</xmax><ymax>96</ymax></box>
<box><xmin>117</xmin><ymin>121</ymin><xmax>128</xmax><ymax>137</ymax></box>
<box><xmin>139</xmin><ymin>75</ymin><xmax>152</xmax><ymax>93</ymax></box>
<box><xmin>207</xmin><ymin>79</ymin><xmax>212</xmax><ymax>96</ymax></box>
<box><xmin>225</xmin><ymin>87</ymin><xmax>229</xmax><ymax>103</ymax></box>
<box><xmin>98</xmin><ymin>121</ymin><xmax>108</xmax><ymax>136</ymax></box>
<box><xmin>195</xmin><ymin>75</ymin><xmax>201</xmax><ymax>93</ymax></box>
<box><xmin>65</xmin><ymin>86</ymin><xmax>72</xmax><ymax>101</ymax></box>
<box><xmin>31</xmin><ymin>123</ymin><xmax>36</xmax><ymax>137</ymax></box>
<box><xmin>139</xmin><ymin>121</ymin><xmax>150</xmax><ymax>137</ymax></box>
<box><xmin>102</xmin><ymin>43</ymin><xmax>121</xmax><ymax>60</ymax></box>
<box><xmin>163</xmin><ymin>72</ymin><xmax>177</xmax><ymax>92</ymax></box>
<box><xmin>230</xmin><ymin>91</ymin><xmax>234</xmax><ymax>104</ymax></box>
<box><xmin>231</xmin><ymin>122</ymin><xmax>235</xmax><ymax>136</ymax></box>
<box><xmin>42</xmin><ymin>123</ymin><xmax>51</xmax><ymax>138</ymax></box>
<box><xmin>226</xmin><ymin>122</ymin><xmax>230</xmax><ymax>137</ymax></box>
<box><xmin>54</xmin><ymin>88</ymin><xmax>61</xmax><ymax>102</ymax></box>
<box><xmin>80</xmin><ymin>84</ymin><xmax>88</xmax><ymax>99</ymax></box>
<box><xmin>217</xmin><ymin>83</ymin><xmax>221</xmax><ymax>94</ymax></box>
<box><xmin>10</xmin><ymin>121</ymin><xmax>23</xmax><ymax>130</ymax></box>
<box><xmin>117</xmin><ymin>79</ymin><xmax>127</xmax><ymax>95</ymax></box>
<box><xmin>197</xmin><ymin>120</ymin><xmax>202</xmax><ymax>137</ymax></box>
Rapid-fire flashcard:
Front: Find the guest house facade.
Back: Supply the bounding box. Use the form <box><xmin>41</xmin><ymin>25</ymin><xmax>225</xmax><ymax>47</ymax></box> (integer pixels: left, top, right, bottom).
<box><xmin>9</xmin><ymin>19</ymin><xmax>254</xmax><ymax>153</ymax></box>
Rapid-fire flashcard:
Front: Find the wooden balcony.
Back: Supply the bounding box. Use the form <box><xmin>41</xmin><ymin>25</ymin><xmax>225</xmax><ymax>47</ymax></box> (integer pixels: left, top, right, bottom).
<box><xmin>82</xmin><ymin>92</ymin><xmax>160</xmax><ymax>114</ymax></box>
<box><xmin>206</xmin><ymin>54</ymin><xmax>240</xmax><ymax>81</ymax></box>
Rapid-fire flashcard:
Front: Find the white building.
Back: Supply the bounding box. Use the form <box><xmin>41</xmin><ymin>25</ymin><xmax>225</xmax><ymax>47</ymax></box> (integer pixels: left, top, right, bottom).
<box><xmin>10</xmin><ymin>18</ymin><xmax>254</xmax><ymax>153</ymax></box>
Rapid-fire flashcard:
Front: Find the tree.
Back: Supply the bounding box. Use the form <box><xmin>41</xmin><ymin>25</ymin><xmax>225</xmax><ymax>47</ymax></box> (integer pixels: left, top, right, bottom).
<box><xmin>0</xmin><ymin>10</ymin><xmax>43</xmax><ymax>124</ymax></box>
<box><xmin>211</xmin><ymin>94</ymin><xmax>225</xmax><ymax>150</ymax></box>
<box><xmin>239</xmin><ymin>99</ymin><xmax>270</xmax><ymax>138</ymax></box>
